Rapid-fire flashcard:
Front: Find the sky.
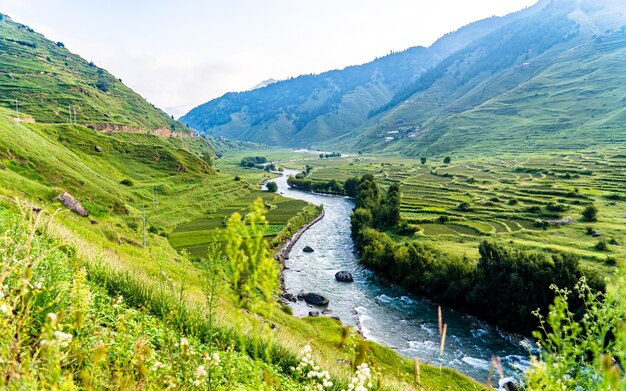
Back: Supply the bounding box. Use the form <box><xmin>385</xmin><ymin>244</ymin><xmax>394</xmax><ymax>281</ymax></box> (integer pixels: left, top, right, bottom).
<box><xmin>1</xmin><ymin>0</ymin><xmax>538</xmax><ymax>117</ymax></box>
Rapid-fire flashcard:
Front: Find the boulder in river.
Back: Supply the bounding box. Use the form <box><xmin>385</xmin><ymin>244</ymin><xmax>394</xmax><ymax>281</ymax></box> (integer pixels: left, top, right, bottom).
<box><xmin>322</xmin><ymin>309</ymin><xmax>332</xmax><ymax>315</ymax></box>
<box><xmin>335</xmin><ymin>271</ymin><xmax>353</xmax><ymax>282</ymax></box>
<box><xmin>499</xmin><ymin>377</ymin><xmax>522</xmax><ymax>391</ymax></box>
<box><xmin>55</xmin><ymin>192</ymin><xmax>89</xmax><ymax>217</ymax></box>
<box><xmin>297</xmin><ymin>290</ymin><xmax>307</xmax><ymax>300</ymax></box>
<box><xmin>304</xmin><ymin>292</ymin><xmax>329</xmax><ymax>306</ymax></box>
<box><xmin>308</xmin><ymin>311</ymin><xmax>320</xmax><ymax>317</ymax></box>
<box><xmin>302</xmin><ymin>246</ymin><xmax>314</xmax><ymax>253</ymax></box>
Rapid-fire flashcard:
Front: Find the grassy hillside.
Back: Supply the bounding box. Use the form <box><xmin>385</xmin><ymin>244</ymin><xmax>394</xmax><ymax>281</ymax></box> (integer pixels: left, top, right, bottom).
<box><xmin>342</xmin><ymin>0</ymin><xmax>626</xmax><ymax>156</ymax></box>
<box><xmin>0</xmin><ymin>13</ymin><xmax>184</xmax><ymax>131</ymax></box>
<box><xmin>179</xmin><ymin>3</ymin><xmax>549</xmax><ymax>147</ymax></box>
<box><xmin>281</xmin><ymin>152</ymin><xmax>625</xmax><ymax>271</ymax></box>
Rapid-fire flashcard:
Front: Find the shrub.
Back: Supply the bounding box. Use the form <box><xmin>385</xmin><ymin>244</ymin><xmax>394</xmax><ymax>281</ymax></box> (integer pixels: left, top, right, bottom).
<box><xmin>508</xmin><ymin>198</ymin><xmax>518</xmax><ymax>205</ymax></box>
<box><xmin>119</xmin><ymin>178</ymin><xmax>134</xmax><ymax>186</ymax></box>
<box><xmin>443</xmin><ymin>156</ymin><xmax>451</xmax><ymax>164</ymax></box>
<box><xmin>595</xmin><ymin>239</ymin><xmax>609</xmax><ymax>252</ymax></box>
<box><xmin>582</xmin><ymin>204</ymin><xmax>598</xmax><ymax>221</ymax></box>
<box><xmin>266</xmin><ymin>182</ymin><xmax>278</xmax><ymax>192</ymax></box>
<box><xmin>456</xmin><ymin>202</ymin><xmax>471</xmax><ymax>212</ymax></box>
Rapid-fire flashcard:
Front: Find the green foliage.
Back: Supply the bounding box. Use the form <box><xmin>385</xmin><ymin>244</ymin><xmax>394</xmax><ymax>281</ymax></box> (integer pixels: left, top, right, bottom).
<box><xmin>239</xmin><ymin>156</ymin><xmax>267</xmax><ymax>168</ymax></box>
<box><xmin>582</xmin><ymin>204</ymin><xmax>598</xmax><ymax>221</ymax></box>
<box><xmin>443</xmin><ymin>156</ymin><xmax>451</xmax><ymax>164</ymax></box>
<box><xmin>119</xmin><ymin>178</ymin><xmax>134</xmax><ymax>186</ymax></box>
<box><xmin>224</xmin><ymin>198</ymin><xmax>279</xmax><ymax>309</ymax></box>
<box><xmin>524</xmin><ymin>273</ymin><xmax>626</xmax><ymax>389</ymax></box>
<box><xmin>266</xmin><ymin>181</ymin><xmax>278</xmax><ymax>192</ymax></box>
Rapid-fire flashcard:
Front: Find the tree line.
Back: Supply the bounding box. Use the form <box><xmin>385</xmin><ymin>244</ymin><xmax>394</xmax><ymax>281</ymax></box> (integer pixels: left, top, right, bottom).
<box><xmin>348</xmin><ymin>175</ymin><xmax>605</xmax><ymax>334</ymax></box>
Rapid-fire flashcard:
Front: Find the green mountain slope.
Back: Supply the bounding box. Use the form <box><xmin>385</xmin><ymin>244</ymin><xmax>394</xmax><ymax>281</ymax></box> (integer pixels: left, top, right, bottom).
<box><xmin>339</xmin><ymin>0</ymin><xmax>626</xmax><ymax>155</ymax></box>
<box><xmin>180</xmin><ymin>4</ymin><xmax>549</xmax><ymax>147</ymax></box>
<box><xmin>0</xmin><ymin>13</ymin><xmax>184</xmax><ymax>131</ymax></box>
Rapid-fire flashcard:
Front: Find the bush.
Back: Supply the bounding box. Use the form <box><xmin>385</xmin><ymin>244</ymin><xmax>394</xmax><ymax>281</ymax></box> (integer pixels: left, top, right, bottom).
<box><xmin>119</xmin><ymin>178</ymin><xmax>134</xmax><ymax>187</ymax></box>
<box><xmin>457</xmin><ymin>202</ymin><xmax>471</xmax><ymax>212</ymax></box>
<box><xmin>443</xmin><ymin>156</ymin><xmax>451</xmax><ymax>164</ymax></box>
<box><xmin>508</xmin><ymin>198</ymin><xmax>518</xmax><ymax>205</ymax></box>
<box><xmin>234</xmin><ymin>176</ymin><xmax>241</xmax><ymax>181</ymax></box>
<box><xmin>266</xmin><ymin>182</ymin><xmax>278</xmax><ymax>192</ymax></box>
<box><xmin>595</xmin><ymin>239</ymin><xmax>609</xmax><ymax>252</ymax></box>
<box><xmin>582</xmin><ymin>204</ymin><xmax>598</xmax><ymax>221</ymax></box>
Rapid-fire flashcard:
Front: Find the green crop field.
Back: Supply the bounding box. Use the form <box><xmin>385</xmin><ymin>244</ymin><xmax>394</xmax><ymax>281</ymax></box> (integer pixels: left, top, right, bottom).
<box><xmin>282</xmin><ymin>152</ymin><xmax>626</xmax><ymax>271</ymax></box>
<box><xmin>169</xmin><ymin>191</ymin><xmax>311</xmax><ymax>258</ymax></box>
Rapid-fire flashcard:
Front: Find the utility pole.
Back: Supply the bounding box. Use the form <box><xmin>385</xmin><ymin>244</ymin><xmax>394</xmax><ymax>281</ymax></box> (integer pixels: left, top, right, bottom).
<box><xmin>73</xmin><ymin>106</ymin><xmax>77</xmax><ymax>125</ymax></box>
<box><xmin>142</xmin><ymin>203</ymin><xmax>147</xmax><ymax>247</ymax></box>
<box><xmin>152</xmin><ymin>186</ymin><xmax>159</xmax><ymax>209</ymax></box>
<box><xmin>15</xmin><ymin>98</ymin><xmax>19</xmax><ymax>119</ymax></box>
<box><xmin>68</xmin><ymin>105</ymin><xmax>72</xmax><ymax>124</ymax></box>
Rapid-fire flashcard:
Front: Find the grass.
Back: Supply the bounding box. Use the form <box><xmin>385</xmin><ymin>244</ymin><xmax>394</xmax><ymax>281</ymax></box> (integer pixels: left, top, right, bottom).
<box><xmin>0</xmin><ymin>14</ymin><xmax>184</xmax><ymax>131</ymax></box>
<box><xmin>282</xmin><ymin>152</ymin><xmax>626</xmax><ymax>272</ymax></box>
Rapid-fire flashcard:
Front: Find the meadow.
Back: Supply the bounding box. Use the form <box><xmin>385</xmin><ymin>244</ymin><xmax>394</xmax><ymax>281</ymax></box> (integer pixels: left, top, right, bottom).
<box><xmin>280</xmin><ymin>151</ymin><xmax>626</xmax><ymax>272</ymax></box>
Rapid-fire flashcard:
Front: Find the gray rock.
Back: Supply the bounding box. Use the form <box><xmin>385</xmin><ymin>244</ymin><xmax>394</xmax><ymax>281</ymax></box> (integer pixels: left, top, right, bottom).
<box><xmin>322</xmin><ymin>309</ymin><xmax>332</xmax><ymax>315</ymax></box>
<box><xmin>281</xmin><ymin>292</ymin><xmax>297</xmax><ymax>303</ymax></box>
<box><xmin>308</xmin><ymin>311</ymin><xmax>320</xmax><ymax>317</ymax></box>
<box><xmin>94</xmin><ymin>146</ymin><xmax>103</xmax><ymax>152</ymax></box>
<box><xmin>55</xmin><ymin>192</ymin><xmax>89</xmax><ymax>217</ymax></box>
<box><xmin>591</xmin><ymin>230</ymin><xmax>601</xmax><ymax>237</ymax></box>
<box><xmin>303</xmin><ymin>246</ymin><xmax>314</xmax><ymax>253</ymax></box>
<box><xmin>297</xmin><ymin>290</ymin><xmax>307</xmax><ymax>300</ymax></box>
<box><xmin>335</xmin><ymin>271</ymin><xmax>354</xmax><ymax>282</ymax></box>
<box><xmin>304</xmin><ymin>292</ymin><xmax>329</xmax><ymax>306</ymax></box>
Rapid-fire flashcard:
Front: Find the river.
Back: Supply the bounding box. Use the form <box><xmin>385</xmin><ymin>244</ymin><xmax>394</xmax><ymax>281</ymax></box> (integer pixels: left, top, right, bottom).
<box><xmin>269</xmin><ymin>170</ymin><xmax>531</xmax><ymax>382</ymax></box>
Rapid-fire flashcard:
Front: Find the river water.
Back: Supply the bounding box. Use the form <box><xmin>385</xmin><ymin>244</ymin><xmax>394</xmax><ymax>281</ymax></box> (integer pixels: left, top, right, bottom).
<box><xmin>270</xmin><ymin>170</ymin><xmax>531</xmax><ymax>382</ymax></box>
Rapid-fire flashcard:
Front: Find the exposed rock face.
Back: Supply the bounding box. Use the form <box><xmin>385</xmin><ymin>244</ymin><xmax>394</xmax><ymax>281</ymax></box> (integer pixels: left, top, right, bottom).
<box><xmin>55</xmin><ymin>192</ymin><xmax>89</xmax><ymax>217</ymax></box>
<box><xmin>94</xmin><ymin>146</ymin><xmax>103</xmax><ymax>152</ymax></box>
<box><xmin>304</xmin><ymin>292</ymin><xmax>329</xmax><ymax>306</ymax></box>
<box><xmin>303</xmin><ymin>246</ymin><xmax>314</xmax><ymax>253</ymax></box>
<box><xmin>335</xmin><ymin>271</ymin><xmax>353</xmax><ymax>282</ymax></box>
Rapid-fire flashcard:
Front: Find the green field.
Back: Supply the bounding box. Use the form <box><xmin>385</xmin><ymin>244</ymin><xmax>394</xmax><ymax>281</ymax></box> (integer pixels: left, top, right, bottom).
<box><xmin>169</xmin><ymin>191</ymin><xmax>311</xmax><ymax>258</ymax></box>
<box><xmin>281</xmin><ymin>152</ymin><xmax>626</xmax><ymax>271</ymax></box>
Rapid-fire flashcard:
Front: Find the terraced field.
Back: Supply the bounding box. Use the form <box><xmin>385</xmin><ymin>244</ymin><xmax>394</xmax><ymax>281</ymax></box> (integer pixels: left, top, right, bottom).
<box><xmin>169</xmin><ymin>191</ymin><xmax>311</xmax><ymax>258</ymax></box>
<box><xmin>282</xmin><ymin>152</ymin><xmax>626</xmax><ymax>271</ymax></box>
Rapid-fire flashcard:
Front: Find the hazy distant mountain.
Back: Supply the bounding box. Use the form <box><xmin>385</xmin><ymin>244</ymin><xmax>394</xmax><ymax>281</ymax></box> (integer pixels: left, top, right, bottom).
<box><xmin>180</xmin><ymin>4</ymin><xmax>535</xmax><ymax>146</ymax></box>
<box><xmin>183</xmin><ymin>0</ymin><xmax>626</xmax><ymax>155</ymax></box>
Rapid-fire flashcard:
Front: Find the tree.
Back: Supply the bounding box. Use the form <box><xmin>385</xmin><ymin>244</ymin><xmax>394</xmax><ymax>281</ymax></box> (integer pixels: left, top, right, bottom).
<box><xmin>266</xmin><ymin>181</ymin><xmax>278</xmax><ymax>192</ymax></box>
<box><xmin>224</xmin><ymin>198</ymin><xmax>279</xmax><ymax>308</ymax></box>
<box><xmin>420</xmin><ymin>157</ymin><xmax>427</xmax><ymax>164</ymax></box>
<box><xmin>582</xmin><ymin>205</ymin><xmax>598</xmax><ymax>221</ymax></box>
<box><xmin>443</xmin><ymin>156</ymin><xmax>451</xmax><ymax>164</ymax></box>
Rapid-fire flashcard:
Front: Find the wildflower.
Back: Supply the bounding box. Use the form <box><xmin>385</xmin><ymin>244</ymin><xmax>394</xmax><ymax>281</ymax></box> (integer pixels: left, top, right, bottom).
<box><xmin>0</xmin><ymin>303</ymin><xmax>12</xmax><ymax>316</ymax></box>
<box><xmin>53</xmin><ymin>331</ymin><xmax>73</xmax><ymax>347</ymax></box>
<box><xmin>152</xmin><ymin>361</ymin><xmax>166</xmax><ymax>371</ymax></box>
<box><xmin>194</xmin><ymin>365</ymin><xmax>207</xmax><ymax>379</ymax></box>
<box><xmin>47</xmin><ymin>312</ymin><xmax>58</xmax><ymax>327</ymax></box>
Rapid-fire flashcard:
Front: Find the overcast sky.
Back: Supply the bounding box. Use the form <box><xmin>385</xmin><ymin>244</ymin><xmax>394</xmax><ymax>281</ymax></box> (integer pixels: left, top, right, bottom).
<box><xmin>1</xmin><ymin>0</ymin><xmax>538</xmax><ymax>117</ymax></box>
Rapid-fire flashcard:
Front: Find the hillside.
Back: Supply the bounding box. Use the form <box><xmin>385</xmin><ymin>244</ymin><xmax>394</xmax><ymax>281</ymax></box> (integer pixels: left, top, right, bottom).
<box><xmin>183</xmin><ymin>0</ymin><xmax>626</xmax><ymax>157</ymax></box>
<box><xmin>0</xmin><ymin>13</ymin><xmax>185</xmax><ymax>131</ymax></box>
<box><xmin>347</xmin><ymin>0</ymin><xmax>626</xmax><ymax>156</ymax></box>
<box><xmin>180</xmin><ymin>3</ymin><xmax>548</xmax><ymax>147</ymax></box>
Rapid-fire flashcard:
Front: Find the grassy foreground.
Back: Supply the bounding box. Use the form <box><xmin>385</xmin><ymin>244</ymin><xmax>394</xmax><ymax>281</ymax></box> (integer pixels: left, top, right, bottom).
<box><xmin>0</xmin><ymin>113</ymin><xmax>479</xmax><ymax>389</ymax></box>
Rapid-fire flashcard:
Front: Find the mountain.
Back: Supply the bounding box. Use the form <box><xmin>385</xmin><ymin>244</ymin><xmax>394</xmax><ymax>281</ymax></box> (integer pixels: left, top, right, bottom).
<box><xmin>0</xmin><ymin>13</ymin><xmax>185</xmax><ymax>132</ymax></box>
<box><xmin>346</xmin><ymin>0</ymin><xmax>626</xmax><ymax>156</ymax></box>
<box><xmin>180</xmin><ymin>4</ymin><xmax>544</xmax><ymax>146</ymax></box>
<box><xmin>250</xmin><ymin>78</ymin><xmax>278</xmax><ymax>90</ymax></box>
<box><xmin>182</xmin><ymin>0</ymin><xmax>626</xmax><ymax>155</ymax></box>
